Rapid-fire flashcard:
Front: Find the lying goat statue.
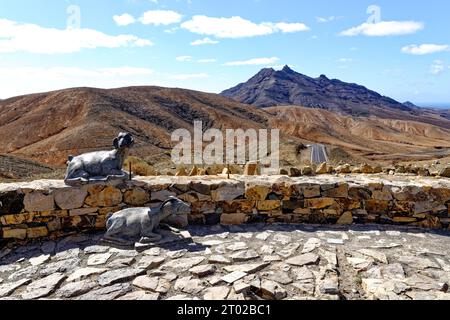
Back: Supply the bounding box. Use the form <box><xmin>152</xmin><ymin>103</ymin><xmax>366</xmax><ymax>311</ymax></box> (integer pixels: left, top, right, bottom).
<box><xmin>64</xmin><ymin>132</ymin><xmax>134</xmax><ymax>186</ymax></box>
<box><xmin>103</xmin><ymin>197</ymin><xmax>191</xmax><ymax>246</ymax></box>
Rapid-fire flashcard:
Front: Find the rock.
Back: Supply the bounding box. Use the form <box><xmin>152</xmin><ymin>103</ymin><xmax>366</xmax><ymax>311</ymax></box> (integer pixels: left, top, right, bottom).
<box><xmin>208</xmin><ymin>255</ymin><xmax>232</xmax><ymax>265</ymax></box>
<box><xmin>174</xmin><ymin>276</ymin><xmax>204</xmax><ymax>294</ymax></box>
<box><xmin>26</xmin><ymin>226</ymin><xmax>48</xmax><ymax>239</ymax></box>
<box><xmin>301</xmin><ymin>166</ymin><xmax>313</xmax><ymax>176</ymax></box>
<box><xmin>132</xmin><ymin>276</ymin><xmax>159</xmax><ymax>291</ymax></box>
<box><xmin>226</xmin><ymin>242</ymin><xmax>248</xmax><ymax>251</ymax></box>
<box><xmin>302</xmin><ymin>238</ymin><xmax>322</xmax><ymax>253</ymax></box>
<box><xmin>245</xmin><ymin>185</ymin><xmax>271</xmax><ymax>200</ymax></box>
<box><xmin>221</xmin><ymin>271</ymin><xmax>247</xmax><ymax>284</ymax></box>
<box><xmin>175</xmin><ymin>167</ymin><xmax>188</xmax><ymax>176</ymax></box>
<box><xmin>373</xmin><ymin>166</ymin><xmax>383</xmax><ymax>174</ymax></box>
<box><xmin>320</xmin><ymin>274</ymin><xmax>339</xmax><ymax>295</ymax></box>
<box><xmin>220</xmin><ymin>213</ymin><xmax>248</xmax><ymax>225</ymax></box>
<box><xmin>302</xmin><ymin>185</ymin><xmax>321</xmax><ymax>198</ymax></box>
<box><xmin>319</xmin><ymin>249</ymin><xmax>338</xmax><ymax>268</ymax></box>
<box><xmin>316</xmin><ymin>163</ymin><xmax>329</xmax><ymax>175</ymax></box>
<box><xmin>0</xmin><ymin>279</ymin><xmax>31</xmax><ymax>298</ymax></box>
<box><xmin>38</xmin><ymin>258</ymin><xmax>79</xmax><ymax>277</ymax></box>
<box><xmin>83</xmin><ymin>245</ymin><xmax>109</xmax><ymax>254</ymax></box>
<box><xmin>233</xmin><ymin>282</ymin><xmax>252</xmax><ymax>294</ymax></box>
<box><xmin>189</xmin><ymin>265</ymin><xmax>217</xmax><ymax>277</ymax></box>
<box><xmin>22</xmin><ymin>273</ymin><xmax>66</xmax><ymax>300</ymax></box>
<box><xmin>259</xmin><ymin>280</ymin><xmax>287</xmax><ymax>300</ymax></box>
<box><xmin>381</xmin><ymin>264</ymin><xmax>405</xmax><ymax>280</ymax></box>
<box><xmin>335</xmin><ymin>164</ymin><xmax>351</xmax><ymax>174</ymax></box>
<box><xmin>136</xmin><ymin>256</ymin><xmax>165</xmax><ymax>269</ymax></box>
<box><xmin>286</xmin><ymin>253</ymin><xmax>320</xmax><ymax>266</ymax></box>
<box><xmin>24</xmin><ymin>192</ymin><xmax>55</xmax><ymax>212</ymax></box>
<box><xmin>322</xmin><ymin>184</ymin><xmax>348</xmax><ymax>198</ymax></box>
<box><xmin>357</xmin><ymin>249</ymin><xmax>388</xmax><ymax>264</ymax></box>
<box><xmin>289</xmin><ymin>167</ymin><xmax>302</xmax><ymax>177</ymax></box>
<box><xmin>398</xmin><ymin>256</ymin><xmax>440</xmax><ymax>270</ymax></box>
<box><xmin>57</xmin><ymin>280</ymin><xmax>97</xmax><ymax>298</ymax></box>
<box><xmin>347</xmin><ymin>257</ymin><xmax>373</xmax><ymax>271</ymax></box>
<box><xmin>117</xmin><ymin>291</ymin><xmax>160</xmax><ymax>300</ymax></box>
<box><xmin>2</xmin><ymin>228</ymin><xmax>27</xmax><ymax>240</ymax></box>
<box><xmin>257</xmin><ymin>200</ymin><xmax>281</xmax><ymax>211</ymax></box>
<box><xmin>98</xmin><ymin>268</ymin><xmax>146</xmax><ymax>286</ymax></box>
<box><xmin>304</xmin><ymin>198</ymin><xmax>336</xmax><ymax>209</ymax></box>
<box><xmin>336</xmin><ymin>212</ymin><xmax>353</xmax><ymax>225</ymax></box>
<box><xmin>230</xmin><ymin>250</ymin><xmax>260</xmax><ymax>262</ymax></box>
<box><xmin>360</xmin><ymin>164</ymin><xmax>374</xmax><ymax>174</ymax></box>
<box><xmin>279</xmin><ymin>169</ymin><xmax>289</xmax><ymax>175</ymax></box>
<box><xmin>204</xmin><ymin>286</ymin><xmax>230</xmax><ymax>300</ymax></box>
<box><xmin>29</xmin><ymin>254</ymin><xmax>51</xmax><ymax>266</ymax></box>
<box><xmin>87</xmin><ymin>253</ymin><xmax>112</xmax><ymax>266</ymax></box>
<box><xmin>211</xmin><ymin>182</ymin><xmax>245</xmax><ymax>201</ymax></box>
<box><xmin>54</xmin><ymin>188</ymin><xmax>87</xmax><ymax>210</ymax></box>
<box><xmin>107</xmin><ymin>257</ymin><xmax>136</xmax><ymax>268</ymax></box>
<box><xmin>123</xmin><ymin>188</ymin><xmax>150</xmax><ymax>206</ymax></box>
<box><xmin>67</xmin><ymin>267</ymin><xmax>107</xmax><ymax>282</ymax></box>
<box><xmin>266</xmin><ymin>271</ymin><xmax>293</xmax><ymax>285</ymax></box>
<box><xmin>77</xmin><ymin>283</ymin><xmax>131</xmax><ymax>300</ymax></box>
<box><xmin>85</xmin><ymin>186</ymin><xmax>122</xmax><ymax>207</ymax></box>
<box><xmin>418</xmin><ymin>168</ymin><xmax>430</xmax><ymax>176</ymax></box>
<box><xmin>161</xmin><ymin>256</ymin><xmax>205</xmax><ymax>272</ymax></box>
<box><xmin>244</xmin><ymin>162</ymin><xmax>261</xmax><ymax>176</ymax></box>
<box><xmin>438</xmin><ymin>167</ymin><xmax>450</xmax><ymax>178</ymax></box>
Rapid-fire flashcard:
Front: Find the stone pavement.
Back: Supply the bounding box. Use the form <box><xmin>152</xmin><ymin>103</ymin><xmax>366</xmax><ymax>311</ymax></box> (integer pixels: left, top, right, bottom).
<box><xmin>0</xmin><ymin>223</ymin><xmax>449</xmax><ymax>300</ymax></box>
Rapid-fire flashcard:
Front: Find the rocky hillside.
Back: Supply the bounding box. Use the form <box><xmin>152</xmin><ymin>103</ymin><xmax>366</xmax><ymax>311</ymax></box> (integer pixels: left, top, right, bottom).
<box><xmin>0</xmin><ymin>86</ymin><xmax>273</xmax><ymax>166</ymax></box>
<box><xmin>221</xmin><ymin>66</ymin><xmax>450</xmax><ymax>129</ymax></box>
<box><xmin>268</xmin><ymin>106</ymin><xmax>450</xmax><ymax>162</ymax></box>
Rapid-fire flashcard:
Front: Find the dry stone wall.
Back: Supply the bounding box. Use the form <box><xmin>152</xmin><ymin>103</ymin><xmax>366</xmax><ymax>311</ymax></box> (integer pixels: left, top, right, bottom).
<box><xmin>1</xmin><ymin>175</ymin><xmax>450</xmax><ymax>242</ymax></box>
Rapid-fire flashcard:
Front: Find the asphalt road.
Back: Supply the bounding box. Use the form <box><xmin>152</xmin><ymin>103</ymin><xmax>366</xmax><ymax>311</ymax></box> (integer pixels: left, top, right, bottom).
<box><xmin>311</xmin><ymin>144</ymin><xmax>328</xmax><ymax>164</ymax></box>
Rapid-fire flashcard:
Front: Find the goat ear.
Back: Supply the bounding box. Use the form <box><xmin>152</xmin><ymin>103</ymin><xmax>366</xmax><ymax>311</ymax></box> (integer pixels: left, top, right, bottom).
<box><xmin>113</xmin><ymin>138</ymin><xmax>119</xmax><ymax>149</ymax></box>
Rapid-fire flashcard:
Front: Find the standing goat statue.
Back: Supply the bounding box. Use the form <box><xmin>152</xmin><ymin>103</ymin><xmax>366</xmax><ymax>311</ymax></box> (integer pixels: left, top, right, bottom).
<box><xmin>64</xmin><ymin>132</ymin><xmax>134</xmax><ymax>186</ymax></box>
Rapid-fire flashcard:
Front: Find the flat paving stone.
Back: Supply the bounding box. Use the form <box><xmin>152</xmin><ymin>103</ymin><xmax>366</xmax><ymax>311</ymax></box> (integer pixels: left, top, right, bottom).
<box><xmin>1</xmin><ymin>224</ymin><xmax>450</xmax><ymax>300</ymax></box>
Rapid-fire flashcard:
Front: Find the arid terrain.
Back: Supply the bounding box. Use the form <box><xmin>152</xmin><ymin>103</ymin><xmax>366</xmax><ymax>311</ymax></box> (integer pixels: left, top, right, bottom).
<box><xmin>0</xmin><ymin>67</ymin><xmax>449</xmax><ymax>180</ymax></box>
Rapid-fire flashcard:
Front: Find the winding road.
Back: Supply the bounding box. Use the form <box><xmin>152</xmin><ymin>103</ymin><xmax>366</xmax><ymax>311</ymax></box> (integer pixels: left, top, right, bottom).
<box><xmin>311</xmin><ymin>144</ymin><xmax>328</xmax><ymax>164</ymax></box>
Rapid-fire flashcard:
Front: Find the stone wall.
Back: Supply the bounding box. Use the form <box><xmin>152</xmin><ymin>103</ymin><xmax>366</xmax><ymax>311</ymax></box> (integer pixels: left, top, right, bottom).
<box><xmin>1</xmin><ymin>175</ymin><xmax>450</xmax><ymax>242</ymax></box>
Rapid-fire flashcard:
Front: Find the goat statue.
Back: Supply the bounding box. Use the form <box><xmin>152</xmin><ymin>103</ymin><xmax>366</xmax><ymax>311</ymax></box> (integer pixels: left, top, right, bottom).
<box><xmin>64</xmin><ymin>132</ymin><xmax>134</xmax><ymax>186</ymax></box>
<box><xmin>102</xmin><ymin>197</ymin><xmax>191</xmax><ymax>246</ymax></box>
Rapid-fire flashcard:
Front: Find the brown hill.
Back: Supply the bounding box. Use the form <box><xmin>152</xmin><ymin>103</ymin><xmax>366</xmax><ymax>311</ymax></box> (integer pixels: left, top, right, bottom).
<box><xmin>0</xmin><ymin>86</ymin><xmax>273</xmax><ymax>166</ymax></box>
<box><xmin>268</xmin><ymin>106</ymin><xmax>450</xmax><ymax>162</ymax></box>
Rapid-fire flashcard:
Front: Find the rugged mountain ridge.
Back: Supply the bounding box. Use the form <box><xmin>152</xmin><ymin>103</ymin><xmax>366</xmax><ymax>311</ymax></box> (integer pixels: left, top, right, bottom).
<box><xmin>221</xmin><ymin>66</ymin><xmax>450</xmax><ymax>129</ymax></box>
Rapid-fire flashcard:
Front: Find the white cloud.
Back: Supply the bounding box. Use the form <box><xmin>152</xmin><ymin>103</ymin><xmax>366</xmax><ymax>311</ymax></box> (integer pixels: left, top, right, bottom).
<box><xmin>274</xmin><ymin>22</ymin><xmax>309</xmax><ymax>33</ymax></box>
<box><xmin>197</xmin><ymin>58</ymin><xmax>217</xmax><ymax>63</ymax></box>
<box><xmin>176</xmin><ymin>55</ymin><xmax>192</xmax><ymax>62</ymax></box>
<box><xmin>190</xmin><ymin>37</ymin><xmax>219</xmax><ymax>46</ymax></box>
<box><xmin>316</xmin><ymin>16</ymin><xmax>335</xmax><ymax>23</ymax></box>
<box><xmin>0</xmin><ymin>66</ymin><xmax>155</xmax><ymax>98</ymax></box>
<box><xmin>430</xmin><ymin>60</ymin><xmax>446</xmax><ymax>75</ymax></box>
<box><xmin>181</xmin><ymin>16</ymin><xmax>309</xmax><ymax>39</ymax></box>
<box><xmin>337</xmin><ymin>58</ymin><xmax>353</xmax><ymax>63</ymax></box>
<box><xmin>224</xmin><ymin>57</ymin><xmax>279</xmax><ymax>66</ymax></box>
<box><xmin>113</xmin><ymin>13</ymin><xmax>136</xmax><ymax>26</ymax></box>
<box><xmin>340</xmin><ymin>21</ymin><xmax>424</xmax><ymax>37</ymax></box>
<box><xmin>170</xmin><ymin>73</ymin><xmax>209</xmax><ymax>80</ymax></box>
<box><xmin>139</xmin><ymin>10</ymin><xmax>182</xmax><ymax>26</ymax></box>
<box><xmin>401</xmin><ymin>44</ymin><xmax>450</xmax><ymax>55</ymax></box>
<box><xmin>0</xmin><ymin>18</ymin><xmax>152</xmax><ymax>54</ymax></box>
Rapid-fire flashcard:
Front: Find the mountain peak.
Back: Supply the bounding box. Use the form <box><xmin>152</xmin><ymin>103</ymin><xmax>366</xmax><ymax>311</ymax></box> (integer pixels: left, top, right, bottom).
<box><xmin>221</xmin><ymin>66</ymin><xmax>411</xmax><ymax>114</ymax></box>
<box><xmin>281</xmin><ymin>65</ymin><xmax>294</xmax><ymax>73</ymax></box>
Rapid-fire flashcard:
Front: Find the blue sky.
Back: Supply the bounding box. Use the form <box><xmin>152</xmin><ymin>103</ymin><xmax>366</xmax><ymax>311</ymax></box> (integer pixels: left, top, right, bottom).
<box><xmin>0</xmin><ymin>0</ymin><xmax>449</xmax><ymax>105</ymax></box>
